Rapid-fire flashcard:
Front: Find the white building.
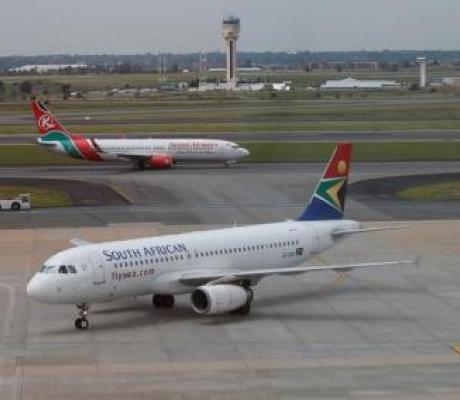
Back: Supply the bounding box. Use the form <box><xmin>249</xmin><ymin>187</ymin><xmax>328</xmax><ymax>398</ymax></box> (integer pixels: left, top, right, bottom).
<box><xmin>9</xmin><ymin>64</ymin><xmax>88</xmax><ymax>73</ymax></box>
<box><xmin>321</xmin><ymin>77</ymin><xmax>400</xmax><ymax>90</ymax></box>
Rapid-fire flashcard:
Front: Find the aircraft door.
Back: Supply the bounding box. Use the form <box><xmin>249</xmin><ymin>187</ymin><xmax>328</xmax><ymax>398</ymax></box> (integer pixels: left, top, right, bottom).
<box><xmin>90</xmin><ymin>252</ymin><xmax>106</xmax><ymax>285</ymax></box>
<box><xmin>310</xmin><ymin>227</ymin><xmax>321</xmax><ymax>256</ymax></box>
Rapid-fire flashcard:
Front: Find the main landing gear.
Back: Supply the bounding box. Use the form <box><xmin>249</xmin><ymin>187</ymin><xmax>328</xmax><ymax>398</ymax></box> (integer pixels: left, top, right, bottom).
<box><xmin>136</xmin><ymin>160</ymin><xmax>145</xmax><ymax>170</ymax></box>
<box><xmin>152</xmin><ymin>294</ymin><xmax>175</xmax><ymax>308</ymax></box>
<box><xmin>75</xmin><ymin>303</ymin><xmax>90</xmax><ymax>330</ymax></box>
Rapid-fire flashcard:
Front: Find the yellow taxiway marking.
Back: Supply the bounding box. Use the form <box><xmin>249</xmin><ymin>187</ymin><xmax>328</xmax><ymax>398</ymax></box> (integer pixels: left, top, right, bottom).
<box><xmin>451</xmin><ymin>344</ymin><xmax>460</xmax><ymax>356</ymax></box>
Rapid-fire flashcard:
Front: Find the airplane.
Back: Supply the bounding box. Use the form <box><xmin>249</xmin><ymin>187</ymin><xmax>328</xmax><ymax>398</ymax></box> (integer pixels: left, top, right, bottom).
<box><xmin>31</xmin><ymin>100</ymin><xmax>250</xmax><ymax>169</ymax></box>
<box><xmin>26</xmin><ymin>143</ymin><xmax>416</xmax><ymax>330</ymax></box>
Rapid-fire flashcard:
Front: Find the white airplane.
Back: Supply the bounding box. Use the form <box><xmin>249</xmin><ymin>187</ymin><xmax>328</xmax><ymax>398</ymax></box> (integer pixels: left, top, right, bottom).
<box><xmin>31</xmin><ymin>100</ymin><xmax>249</xmax><ymax>169</ymax></box>
<box><xmin>27</xmin><ymin>143</ymin><xmax>416</xmax><ymax>329</ymax></box>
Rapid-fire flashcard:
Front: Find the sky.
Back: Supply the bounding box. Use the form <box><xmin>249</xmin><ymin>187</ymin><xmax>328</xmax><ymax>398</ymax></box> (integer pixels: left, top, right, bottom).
<box><xmin>0</xmin><ymin>0</ymin><xmax>459</xmax><ymax>56</ymax></box>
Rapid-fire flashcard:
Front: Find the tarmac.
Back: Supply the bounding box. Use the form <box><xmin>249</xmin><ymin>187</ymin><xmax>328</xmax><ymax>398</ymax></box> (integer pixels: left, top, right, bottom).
<box><xmin>1</xmin><ymin>130</ymin><xmax>460</xmax><ymax>144</ymax></box>
<box><xmin>0</xmin><ymin>220</ymin><xmax>459</xmax><ymax>399</ymax></box>
<box><xmin>0</xmin><ymin>162</ymin><xmax>458</xmax><ymax>228</ymax></box>
<box><xmin>0</xmin><ymin>162</ymin><xmax>459</xmax><ymax>399</ymax></box>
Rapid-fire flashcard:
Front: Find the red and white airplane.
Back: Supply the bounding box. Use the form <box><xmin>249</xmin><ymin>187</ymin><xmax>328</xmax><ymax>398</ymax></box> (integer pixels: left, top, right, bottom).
<box><xmin>31</xmin><ymin>100</ymin><xmax>250</xmax><ymax>169</ymax></box>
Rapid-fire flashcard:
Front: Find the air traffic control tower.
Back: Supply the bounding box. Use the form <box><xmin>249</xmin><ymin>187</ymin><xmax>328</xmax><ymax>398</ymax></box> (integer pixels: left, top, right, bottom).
<box><xmin>222</xmin><ymin>16</ymin><xmax>240</xmax><ymax>89</ymax></box>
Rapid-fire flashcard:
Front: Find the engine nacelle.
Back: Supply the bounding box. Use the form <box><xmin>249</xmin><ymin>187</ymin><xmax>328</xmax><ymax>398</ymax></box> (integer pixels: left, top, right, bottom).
<box><xmin>148</xmin><ymin>154</ymin><xmax>173</xmax><ymax>169</ymax></box>
<box><xmin>191</xmin><ymin>284</ymin><xmax>251</xmax><ymax>315</ymax></box>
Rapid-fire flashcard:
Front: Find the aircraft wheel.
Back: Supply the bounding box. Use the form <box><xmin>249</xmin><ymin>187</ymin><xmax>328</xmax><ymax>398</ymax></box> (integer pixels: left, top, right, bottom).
<box><xmin>238</xmin><ymin>302</ymin><xmax>251</xmax><ymax>316</ymax></box>
<box><xmin>75</xmin><ymin>317</ymin><xmax>89</xmax><ymax>330</ymax></box>
<box><xmin>137</xmin><ymin>160</ymin><xmax>145</xmax><ymax>170</ymax></box>
<box><xmin>231</xmin><ymin>288</ymin><xmax>253</xmax><ymax>316</ymax></box>
<box><xmin>153</xmin><ymin>294</ymin><xmax>175</xmax><ymax>308</ymax></box>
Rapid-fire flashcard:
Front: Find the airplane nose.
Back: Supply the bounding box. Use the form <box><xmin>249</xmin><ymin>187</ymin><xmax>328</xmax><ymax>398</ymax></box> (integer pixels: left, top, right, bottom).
<box><xmin>27</xmin><ymin>275</ymin><xmax>45</xmax><ymax>301</ymax></box>
<box><xmin>239</xmin><ymin>148</ymin><xmax>250</xmax><ymax>158</ymax></box>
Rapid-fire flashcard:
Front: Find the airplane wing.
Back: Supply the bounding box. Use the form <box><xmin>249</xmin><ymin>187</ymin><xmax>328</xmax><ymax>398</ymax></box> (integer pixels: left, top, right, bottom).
<box><xmin>178</xmin><ymin>259</ymin><xmax>418</xmax><ymax>287</ymax></box>
<box><xmin>70</xmin><ymin>237</ymin><xmax>93</xmax><ymax>247</ymax></box>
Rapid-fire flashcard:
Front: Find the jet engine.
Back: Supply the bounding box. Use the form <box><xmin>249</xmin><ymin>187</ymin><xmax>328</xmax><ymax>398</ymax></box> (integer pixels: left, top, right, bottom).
<box><xmin>191</xmin><ymin>284</ymin><xmax>252</xmax><ymax>315</ymax></box>
<box><xmin>148</xmin><ymin>154</ymin><xmax>173</xmax><ymax>169</ymax></box>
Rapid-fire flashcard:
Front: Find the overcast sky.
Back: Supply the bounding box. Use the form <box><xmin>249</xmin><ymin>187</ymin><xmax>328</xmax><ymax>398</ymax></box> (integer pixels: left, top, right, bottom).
<box><xmin>1</xmin><ymin>0</ymin><xmax>458</xmax><ymax>56</ymax></box>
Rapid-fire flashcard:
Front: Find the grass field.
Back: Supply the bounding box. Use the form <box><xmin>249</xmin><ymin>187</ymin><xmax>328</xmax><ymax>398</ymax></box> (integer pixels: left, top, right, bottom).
<box><xmin>242</xmin><ymin>141</ymin><xmax>460</xmax><ymax>162</ymax></box>
<box><xmin>0</xmin><ymin>145</ymin><xmax>84</xmax><ymax>166</ymax></box>
<box><xmin>397</xmin><ymin>181</ymin><xmax>460</xmax><ymax>201</ymax></box>
<box><xmin>3</xmin><ymin>98</ymin><xmax>460</xmax><ymax>135</ymax></box>
<box><xmin>0</xmin><ymin>185</ymin><xmax>71</xmax><ymax>208</ymax></box>
<box><xmin>0</xmin><ymin>141</ymin><xmax>458</xmax><ymax>166</ymax></box>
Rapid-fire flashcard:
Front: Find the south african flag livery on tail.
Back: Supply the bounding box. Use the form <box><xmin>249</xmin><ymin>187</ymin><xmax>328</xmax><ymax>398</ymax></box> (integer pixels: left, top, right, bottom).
<box><xmin>298</xmin><ymin>143</ymin><xmax>352</xmax><ymax>221</ymax></box>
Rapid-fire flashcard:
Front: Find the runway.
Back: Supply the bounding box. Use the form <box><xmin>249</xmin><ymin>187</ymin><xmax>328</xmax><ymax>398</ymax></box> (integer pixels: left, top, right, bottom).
<box><xmin>1</xmin><ymin>130</ymin><xmax>460</xmax><ymax>144</ymax></box>
<box><xmin>0</xmin><ymin>162</ymin><xmax>458</xmax><ymax>228</ymax></box>
<box><xmin>1</xmin><ymin>220</ymin><xmax>460</xmax><ymax>399</ymax></box>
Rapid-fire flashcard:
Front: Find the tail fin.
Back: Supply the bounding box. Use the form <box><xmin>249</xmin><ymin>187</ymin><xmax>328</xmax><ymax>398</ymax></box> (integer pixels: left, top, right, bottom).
<box><xmin>31</xmin><ymin>100</ymin><xmax>69</xmax><ymax>134</ymax></box>
<box><xmin>298</xmin><ymin>143</ymin><xmax>353</xmax><ymax>221</ymax></box>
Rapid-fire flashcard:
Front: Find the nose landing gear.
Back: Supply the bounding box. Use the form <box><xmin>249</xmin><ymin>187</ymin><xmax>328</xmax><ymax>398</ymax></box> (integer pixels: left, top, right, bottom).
<box><xmin>75</xmin><ymin>303</ymin><xmax>90</xmax><ymax>330</ymax></box>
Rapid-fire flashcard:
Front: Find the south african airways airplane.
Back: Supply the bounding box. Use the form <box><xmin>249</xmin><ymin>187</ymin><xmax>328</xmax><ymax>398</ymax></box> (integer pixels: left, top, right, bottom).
<box><xmin>26</xmin><ymin>143</ymin><xmax>416</xmax><ymax>329</ymax></box>
<box><xmin>31</xmin><ymin>100</ymin><xmax>249</xmax><ymax>169</ymax></box>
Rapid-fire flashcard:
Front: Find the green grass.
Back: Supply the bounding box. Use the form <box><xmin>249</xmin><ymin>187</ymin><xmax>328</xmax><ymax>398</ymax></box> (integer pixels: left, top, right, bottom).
<box><xmin>0</xmin><ymin>142</ymin><xmax>458</xmax><ymax>166</ymax></box>
<box><xmin>0</xmin><ymin>185</ymin><xmax>71</xmax><ymax>208</ymax></box>
<box><xmin>241</xmin><ymin>141</ymin><xmax>460</xmax><ymax>163</ymax></box>
<box><xmin>0</xmin><ymin>145</ymin><xmax>85</xmax><ymax>166</ymax></box>
<box><xmin>397</xmin><ymin>181</ymin><xmax>460</xmax><ymax>201</ymax></box>
<box><xmin>3</xmin><ymin>120</ymin><xmax>460</xmax><ymax>136</ymax></box>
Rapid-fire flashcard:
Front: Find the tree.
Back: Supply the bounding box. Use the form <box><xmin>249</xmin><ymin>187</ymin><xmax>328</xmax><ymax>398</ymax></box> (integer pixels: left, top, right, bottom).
<box><xmin>19</xmin><ymin>80</ymin><xmax>33</xmax><ymax>94</ymax></box>
<box><xmin>61</xmin><ymin>83</ymin><xmax>71</xmax><ymax>100</ymax></box>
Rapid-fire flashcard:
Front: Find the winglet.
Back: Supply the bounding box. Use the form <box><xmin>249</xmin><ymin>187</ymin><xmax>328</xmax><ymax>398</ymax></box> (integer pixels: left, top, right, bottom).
<box><xmin>298</xmin><ymin>143</ymin><xmax>353</xmax><ymax>221</ymax></box>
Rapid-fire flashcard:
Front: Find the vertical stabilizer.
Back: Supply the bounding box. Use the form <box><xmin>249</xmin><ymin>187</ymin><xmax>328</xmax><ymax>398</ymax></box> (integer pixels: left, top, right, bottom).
<box><xmin>31</xmin><ymin>100</ymin><xmax>69</xmax><ymax>134</ymax></box>
<box><xmin>298</xmin><ymin>143</ymin><xmax>353</xmax><ymax>221</ymax></box>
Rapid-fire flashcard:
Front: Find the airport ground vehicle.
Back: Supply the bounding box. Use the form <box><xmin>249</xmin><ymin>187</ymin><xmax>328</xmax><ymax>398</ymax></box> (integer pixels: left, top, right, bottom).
<box><xmin>0</xmin><ymin>193</ymin><xmax>31</xmax><ymax>211</ymax></box>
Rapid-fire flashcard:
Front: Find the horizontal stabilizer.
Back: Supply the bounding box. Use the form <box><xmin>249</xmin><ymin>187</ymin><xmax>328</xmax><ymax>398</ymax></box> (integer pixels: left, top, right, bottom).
<box><xmin>331</xmin><ymin>225</ymin><xmax>408</xmax><ymax>238</ymax></box>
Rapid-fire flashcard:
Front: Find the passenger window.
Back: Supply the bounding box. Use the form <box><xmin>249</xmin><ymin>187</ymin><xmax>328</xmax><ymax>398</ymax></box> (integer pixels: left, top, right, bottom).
<box><xmin>58</xmin><ymin>265</ymin><xmax>68</xmax><ymax>274</ymax></box>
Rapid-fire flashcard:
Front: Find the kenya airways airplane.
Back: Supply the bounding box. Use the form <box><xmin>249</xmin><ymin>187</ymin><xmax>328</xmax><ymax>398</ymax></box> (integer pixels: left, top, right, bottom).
<box><xmin>31</xmin><ymin>100</ymin><xmax>249</xmax><ymax>169</ymax></box>
<box><xmin>27</xmin><ymin>143</ymin><xmax>416</xmax><ymax>329</ymax></box>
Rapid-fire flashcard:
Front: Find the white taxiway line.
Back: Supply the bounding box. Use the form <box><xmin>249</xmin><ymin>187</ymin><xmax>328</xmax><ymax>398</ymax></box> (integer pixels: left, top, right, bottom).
<box><xmin>0</xmin><ymin>280</ymin><xmax>16</xmax><ymax>338</ymax></box>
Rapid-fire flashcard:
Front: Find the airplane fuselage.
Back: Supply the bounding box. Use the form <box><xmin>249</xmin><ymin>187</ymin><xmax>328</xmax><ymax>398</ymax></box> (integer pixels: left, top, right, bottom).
<box><xmin>27</xmin><ymin>219</ymin><xmax>359</xmax><ymax>304</ymax></box>
<box><xmin>38</xmin><ymin>136</ymin><xmax>249</xmax><ymax>164</ymax></box>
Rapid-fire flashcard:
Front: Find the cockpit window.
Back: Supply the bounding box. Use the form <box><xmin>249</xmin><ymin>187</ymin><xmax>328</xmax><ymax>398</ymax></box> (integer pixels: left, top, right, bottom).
<box><xmin>58</xmin><ymin>265</ymin><xmax>68</xmax><ymax>274</ymax></box>
<box><xmin>230</xmin><ymin>144</ymin><xmax>239</xmax><ymax>149</ymax></box>
<box><xmin>39</xmin><ymin>265</ymin><xmax>56</xmax><ymax>273</ymax></box>
<box><xmin>68</xmin><ymin>265</ymin><xmax>77</xmax><ymax>274</ymax></box>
